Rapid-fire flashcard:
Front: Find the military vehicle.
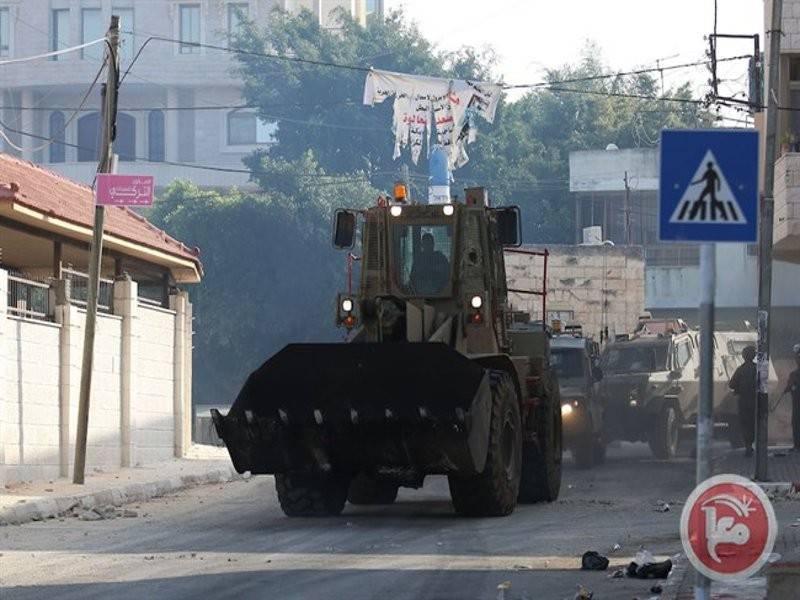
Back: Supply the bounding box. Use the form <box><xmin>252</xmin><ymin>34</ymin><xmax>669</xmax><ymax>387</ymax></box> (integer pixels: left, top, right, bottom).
<box><xmin>212</xmin><ymin>187</ymin><xmax>563</xmax><ymax>517</ymax></box>
<box><xmin>599</xmin><ymin>320</ymin><xmax>695</xmax><ymax>459</ymax></box>
<box><xmin>548</xmin><ymin>328</ymin><xmax>606</xmax><ymax>468</ymax></box>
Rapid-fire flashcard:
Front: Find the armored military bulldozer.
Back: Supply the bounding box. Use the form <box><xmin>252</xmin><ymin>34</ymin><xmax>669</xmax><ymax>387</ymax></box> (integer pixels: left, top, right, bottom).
<box><xmin>212</xmin><ymin>187</ymin><xmax>562</xmax><ymax>517</ymax></box>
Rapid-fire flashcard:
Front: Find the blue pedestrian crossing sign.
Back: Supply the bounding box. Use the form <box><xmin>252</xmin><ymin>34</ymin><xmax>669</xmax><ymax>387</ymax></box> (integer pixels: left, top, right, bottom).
<box><xmin>659</xmin><ymin>129</ymin><xmax>759</xmax><ymax>242</ymax></box>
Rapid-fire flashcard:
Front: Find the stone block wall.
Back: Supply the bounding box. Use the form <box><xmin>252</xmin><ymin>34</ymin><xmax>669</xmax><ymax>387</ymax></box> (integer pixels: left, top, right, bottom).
<box><xmin>0</xmin><ymin>270</ymin><xmax>193</xmax><ymax>485</ymax></box>
<box><xmin>505</xmin><ymin>245</ymin><xmax>646</xmax><ymax>340</ymax></box>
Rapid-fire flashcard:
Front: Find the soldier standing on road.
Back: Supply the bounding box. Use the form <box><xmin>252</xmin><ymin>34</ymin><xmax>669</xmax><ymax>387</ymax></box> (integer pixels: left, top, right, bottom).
<box><xmin>784</xmin><ymin>344</ymin><xmax>800</xmax><ymax>451</ymax></box>
<box><xmin>730</xmin><ymin>345</ymin><xmax>757</xmax><ymax>456</ymax></box>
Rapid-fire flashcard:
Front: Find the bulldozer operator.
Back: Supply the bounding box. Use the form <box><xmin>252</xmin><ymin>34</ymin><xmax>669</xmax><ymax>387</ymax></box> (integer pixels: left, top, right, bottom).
<box><xmin>410</xmin><ymin>232</ymin><xmax>451</xmax><ymax>295</ymax></box>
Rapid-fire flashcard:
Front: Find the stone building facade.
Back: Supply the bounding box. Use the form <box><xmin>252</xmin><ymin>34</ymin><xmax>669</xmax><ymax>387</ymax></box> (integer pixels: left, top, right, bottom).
<box><xmin>0</xmin><ymin>0</ymin><xmax>380</xmax><ymax>188</ymax></box>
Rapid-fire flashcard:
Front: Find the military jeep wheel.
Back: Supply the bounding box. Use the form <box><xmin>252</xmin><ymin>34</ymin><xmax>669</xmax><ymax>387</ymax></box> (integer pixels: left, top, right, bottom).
<box><xmin>518</xmin><ymin>389</ymin><xmax>563</xmax><ymax>503</ymax></box>
<box><xmin>448</xmin><ymin>371</ymin><xmax>522</xmax><ymax>517</ymax></box>
<box><xmin>348</xmin><ymin>474</ymin><xmax>399</xmax><ymax>505</ymax></box>
<box><xmin>275</xmin><ymin>473</ymin><xmax>350</xmax><ymax>517</ymax></box>
<box><xmin>649</xmin><ymin>403</ymin><xmax>680</xmax><ymax>460</ymax></box>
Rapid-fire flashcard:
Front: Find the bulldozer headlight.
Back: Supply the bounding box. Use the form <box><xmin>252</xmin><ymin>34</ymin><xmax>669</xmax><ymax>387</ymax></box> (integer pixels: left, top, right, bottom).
<box><xmin>390</xmin><ymin>205</ymin><xmax>403</xmax><ymax>217</ymax></box>
<box><xmin>470</xmin><ymin>295</ymin><xmax>483</xmax><ymax>309</ymax></box>
<box><xmin>341</xmin><ymin>298</ymin><xmax>353</xmax><ymax>313</ymax></box>
<box><xmin>561</xmin><ymin>403</ymin><xmax>574</xmax><ymax>417</ymax></box>
<box><xmin>442</xmin><ymin>204</ymin><xmax>454</xmax><ymax>216</ymax></box>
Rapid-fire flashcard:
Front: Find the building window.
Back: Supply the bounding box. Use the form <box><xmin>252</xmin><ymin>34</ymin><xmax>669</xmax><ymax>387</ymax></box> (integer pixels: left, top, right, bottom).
<box><xmin>51</xmin><ymin>9</ymin><xmax>69</xmax><ymax>59</ymax></box>
<box><xmin>179</xmin><ymin>4</ymin><xmax>201</xmax><ymax>53</ymax></box>
<box><xmin>77</xmin><ymin>112</ymin><xmax>136</xmax><ymax>162</ymax></box>
<box><xmin>114</xmin><ymin>7</ymin><xmax>134</xmax><ymax>62</ymax></box>
<box><xmin>227</xmin><ymin>111</ymin><xmax>275</xmax><ymax>146</ymax></box>
<box><xmin>148</xmin><ymin>110</ymin><xmax>165</xmax><ymax>161</ymax></box>
<box><xmin>365</xmin><ymin>0</ymin><xmax>383</xmax><ymax>22</ymax></box>
<box><xmin>77</xmin><ymin>112</ymin><xmax>101</xmax><ymax>162</ymax></box>
<box><xmin>49</xmin><ymin>112</ymin><xmax>66</xmax><ymax>163</ymax></box>
<box><xmin>116</xmin><ymin>113</ymin><xmax>136</xmax><ymax>162</ymax></box>
<box><xmin>228</xmin><ymin>3</ymin><xmax>248</xmax><ymax>40</ymax></box>
<box><xmin>0</xmin><ymin>8</ymin><xmax>10</xmax><ymax>57</ymax></box>
<box><xmin>82</xmin><ymin>8</ymin><xmax>103</xmax><ymax>60</ymax></box>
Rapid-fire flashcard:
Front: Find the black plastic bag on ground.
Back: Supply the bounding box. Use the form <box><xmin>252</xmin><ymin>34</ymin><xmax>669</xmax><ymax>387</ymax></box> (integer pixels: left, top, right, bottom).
<box><xmin>626</xmin><ymin>558</ymin><xmax>673</xmax><ymax>579</ymax></box>
<box><xmin>581</xmin><ymin>551</ymin><xmax>610</xmax><ymax>571</ymax></box>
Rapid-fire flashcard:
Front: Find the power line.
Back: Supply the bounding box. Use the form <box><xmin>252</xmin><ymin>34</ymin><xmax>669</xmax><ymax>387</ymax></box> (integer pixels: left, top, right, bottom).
<box><xmin>504</xmin><ymin>54</ymin><xmax>751</xmax><ymax>89</ymax></box>
<box><xmin>0</xmin><ymin>37</ymin><xmax>107</xmax><ymax>65</ymax></box>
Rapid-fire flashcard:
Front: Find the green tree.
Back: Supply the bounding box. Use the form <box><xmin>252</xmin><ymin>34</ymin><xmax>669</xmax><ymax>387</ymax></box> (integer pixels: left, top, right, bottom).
<box><xmin>149</xmin><ymin>160</ymin><xmax>378</xmax><ymax>406</ymax></box>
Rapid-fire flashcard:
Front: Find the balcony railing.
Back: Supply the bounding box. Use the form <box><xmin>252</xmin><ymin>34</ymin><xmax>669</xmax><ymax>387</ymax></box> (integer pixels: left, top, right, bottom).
<box><xmin>7</xmin><ymin>274</ymin><xmax>52</xmax><ymax>320</ymax></box>
<box><xmin>62</xmin><ymin>267</ymin><xmax>113</xmax><ymax>313</ymax></box>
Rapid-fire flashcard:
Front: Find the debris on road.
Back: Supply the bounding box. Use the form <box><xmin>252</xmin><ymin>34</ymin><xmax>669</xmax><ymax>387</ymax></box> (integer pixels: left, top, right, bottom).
<box><xmin>653</xmin><ymin>502</ymin><xmax>670</xmax><ymax>513</ymax></box>
<box><xmin>626</xmin><ymin>550</ymin><xmax>673</xmax><ymax>579</ymax></box>
<box><xmin>496</xmin><ymin>580</ymin><xmax>512</xmax><ymax>600</ymax></box>
<box><xmin>608</xmin><ymin>569</ymin><xmax>625</xmax><ymax>579</ymax></box>
<box><xmin>574</xmin><ymin>584</ymin><xmax>593</xmax><ymax>599</ymax></box>
<box><xmin>580</xmin><ymin>550</ymin><xmax>609</xmax><ymax>571</ymax></box>
<box><xmin>610</xmin><ymin>543</ymin><xmax>622</xmax><ymax>553</ymax></box>
<box><xmin>650</xmin><ymin>584</ymin><xmax>663</xmax><ymax>594</ymax></box>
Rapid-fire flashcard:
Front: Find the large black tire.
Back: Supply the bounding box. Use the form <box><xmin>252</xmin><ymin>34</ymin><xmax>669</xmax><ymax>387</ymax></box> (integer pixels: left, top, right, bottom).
<box><xmin>348</xmin><ymin>474</ymin><xmax>399</xmax><ymax>505</ymax></box>
<box><xmin>275</xmin><ymin>473</ymin><xmax>350</xmax><ymax>517</ymax></box>
<box><xmin>519</xmin><ymin>388</ymin><xmax>563</xmax><ymax>502</ymax></box>
<box><xmin>649</xmin><ymin>402</ymin><xmax>680</xmax><ymax>460</ymax></box>
<box><xmin>572</xmin><ymin>434</ymin><xmax>595</xmax><ymax>469</ymax></box>
<box><xmin>448</xmin><ymin>371</ymin><xmax>522</xmax><ymax>517</ymax></box>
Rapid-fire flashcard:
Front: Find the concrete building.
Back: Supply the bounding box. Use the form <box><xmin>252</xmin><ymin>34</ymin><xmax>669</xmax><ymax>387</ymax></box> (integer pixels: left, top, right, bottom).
<box><xmin>765</xmin><ymin>0</ymin><xmax>800</xmax><ymax>264</ymax></box>
<box><xmin>0</xmin><ymin>153</ymin><xmax>201</xmax><ymax>484</ymax></box>
<box><xmin>505</xmin><ymin>245</ymin><xmax>645</xmax><ymax>342</ymax></box>
<box><xmin>0</xmin><ymin>0</ymin><xmax>380</xmax><ymax>188</ymax></box>
<box><xmin>569</xmin><ymin>147</ymin><xmax>800</xmax><ymax>333</ymax></box>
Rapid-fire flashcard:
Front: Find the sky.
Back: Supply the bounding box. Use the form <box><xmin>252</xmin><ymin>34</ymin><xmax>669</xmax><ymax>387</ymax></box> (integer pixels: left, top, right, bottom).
<box><xmin>385</xmin><ymin>0</ymin><xmax>763</xmax><ymax>113</ymax></box>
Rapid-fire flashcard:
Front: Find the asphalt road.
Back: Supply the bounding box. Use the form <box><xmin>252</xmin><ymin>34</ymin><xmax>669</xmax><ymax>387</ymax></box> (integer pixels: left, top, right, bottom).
<box><xmin>1</xmin><ymin>444</ymin><xmax>698</xmax><ymax>600</ymax></box>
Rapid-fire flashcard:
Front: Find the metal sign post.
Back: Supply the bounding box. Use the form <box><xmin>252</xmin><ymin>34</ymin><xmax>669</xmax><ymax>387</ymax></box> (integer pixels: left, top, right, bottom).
<box><xmin>659</xmin><ymin>129</ymin><xmax>759</xmax><ymax>600</ymax></box>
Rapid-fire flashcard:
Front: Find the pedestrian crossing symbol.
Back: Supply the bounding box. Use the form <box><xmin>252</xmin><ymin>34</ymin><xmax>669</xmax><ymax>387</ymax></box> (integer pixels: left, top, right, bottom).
<box><xmin>669</xmin><ymin>150</ymin><xmax>746</xmax><ymax>225</ymax></box>
<box><xmin>659</xmin><ymin>129</ymin><xmax>758</xmax><ymax>243</ymax></box>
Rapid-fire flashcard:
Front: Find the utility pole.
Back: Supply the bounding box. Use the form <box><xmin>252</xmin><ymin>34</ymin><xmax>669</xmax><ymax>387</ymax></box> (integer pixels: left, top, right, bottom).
<box><xmin>623</xmin><ymin>171</ymin><xmax>631</xmax><ymax>245</ymax></box>
<box><xmin>755</xmin><ymin>0</ymin><xmax>782</xmax><ymax>482</ymax></box>
<box><xmin>73</xmin><ymin>16</ymin><xmax>120</xmax><ymax>484</ymax></box>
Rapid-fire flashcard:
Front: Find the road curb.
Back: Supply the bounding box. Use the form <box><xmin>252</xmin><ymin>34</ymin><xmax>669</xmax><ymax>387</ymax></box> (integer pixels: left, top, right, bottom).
<box><xmin>0</xmin><ymin>466</ymin><xmax>241</xmax><ymax>526</ymax></box>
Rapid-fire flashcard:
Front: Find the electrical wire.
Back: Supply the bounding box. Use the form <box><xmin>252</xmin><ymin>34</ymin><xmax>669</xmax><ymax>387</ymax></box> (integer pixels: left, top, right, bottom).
<box><xmin>0</xmin><ymin>37</ymin><xmax>107</xmax><ymax>65</ymax></box>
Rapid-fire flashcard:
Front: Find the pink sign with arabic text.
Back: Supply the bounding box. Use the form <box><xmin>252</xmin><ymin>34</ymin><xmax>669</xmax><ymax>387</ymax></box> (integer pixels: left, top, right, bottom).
<box><xmin>96</xmin><ymin>174</ymin><xmax>154</xmax><ymax>206</ymax></box>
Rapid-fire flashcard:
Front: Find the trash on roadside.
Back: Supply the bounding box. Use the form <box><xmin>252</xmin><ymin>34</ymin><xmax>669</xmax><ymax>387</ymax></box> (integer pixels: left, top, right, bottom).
<box><xmin>610</xmin><ymin>543</ymin><xmax>622</xmax><ymax>553</ymax></box>
<box><xmin>650</xmin><ymin>584</ymin><xmax>663</xmax><ymax>594</ymax></box>
<box><xmin>496</xmin><ymin>580</ymin><xmax>512</xmax><ymax>600</ymax></box>
<box><xmin>626</xmin><ymin>557</ymin><xmax>673</xmax><ymax>579</ymax></box>
<box><xmin>608</xmin><ymin>569</ymin><xmax>625</xmax><ymax>579</ymax></box>
<box><xmin>574</xmin><ymin>584</ymin><xmax>593</xmax><ymax>600</ymax></box>
<box><xmin>653</xmin><ymin>502</ymin><xmax>670</xmax><ymax>513</ymax></box>
<box><xmin>581</xmin><ymin>550</ymin><xmax>610</xmax><ymax>571</ymax></box>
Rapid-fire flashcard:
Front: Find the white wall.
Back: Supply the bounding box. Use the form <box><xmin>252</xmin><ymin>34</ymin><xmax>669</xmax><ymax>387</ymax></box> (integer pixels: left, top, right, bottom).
<box><xmin>645</xmin><ymin>243</ymin><xmax>800</xmax><ymax>309</ymax></box>
<box><xmin>3</xmin><ymin>318</ymin><xmax>62</xmax><ymax>483</ymax></box>
<box><xmin>133</xmin><ymin>304</ymin><xmax>176</xmax><ymax>465</ymax></box>
<box><xmin>0</xmin><ymin>270</ymin><xmax>193</xmax><ymax>485</ymax></box>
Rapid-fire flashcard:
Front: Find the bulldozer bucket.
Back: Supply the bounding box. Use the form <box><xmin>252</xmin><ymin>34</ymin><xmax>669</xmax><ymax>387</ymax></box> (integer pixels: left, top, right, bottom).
<box><xmin>212</xmin><ymin>342</ymin><xmax>493</xmax><ymax>477</ymax></box>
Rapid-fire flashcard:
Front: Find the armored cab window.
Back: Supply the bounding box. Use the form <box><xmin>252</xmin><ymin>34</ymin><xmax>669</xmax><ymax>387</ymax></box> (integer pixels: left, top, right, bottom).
<box><xmin>602</xmin><ymin>344</ymin><xmax>669</xmax><ymax>374</ymax></box>
<box><xmin>550</xmin><ymin>348</ymin><xmax>584</xmax><ymax>380</ymax></box>
<box><xmin>392</xmin><ymin>223</ymin><xmax>454</xmax><ymax>296</ymax></box>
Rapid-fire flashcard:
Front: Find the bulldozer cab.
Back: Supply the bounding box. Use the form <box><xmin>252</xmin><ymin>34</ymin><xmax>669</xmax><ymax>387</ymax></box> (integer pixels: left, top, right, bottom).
<box><xmin>333</xmin><ymin>189</ymin><xmax>520</xmax><ymax>353</ymax></box>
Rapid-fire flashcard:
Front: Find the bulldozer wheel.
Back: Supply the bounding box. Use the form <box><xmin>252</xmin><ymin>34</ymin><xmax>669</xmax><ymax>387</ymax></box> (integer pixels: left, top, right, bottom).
<box><xmin>448</xmin><ymin>371</ymin><xmax>522</xmax><ymax>517</ymax></box>
<box><xmin>518</xmin><ymin>391</ymin><xmax>562</xmax><ymax>503</ymax></box>
<box><xmin>348</xmin><ymin>474</ymin><xmax>399</xmax><ymax>505</ymax></box>
<box><xmin>275</xmin><ymin>473</ymin><xmax>350</xmax><ymax>517</ymax></box>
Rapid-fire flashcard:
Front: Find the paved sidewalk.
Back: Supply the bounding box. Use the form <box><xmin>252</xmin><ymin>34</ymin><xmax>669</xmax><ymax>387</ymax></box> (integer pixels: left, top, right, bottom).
<box><xmin>0</xmin><ymin>445</ymin><xmax>239</xmax><ymax>525</ymax></box>
<box><xmin>713</xmin><ymin>445</ymin><xmax>800</xmax><ymax>488</ymax></box>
